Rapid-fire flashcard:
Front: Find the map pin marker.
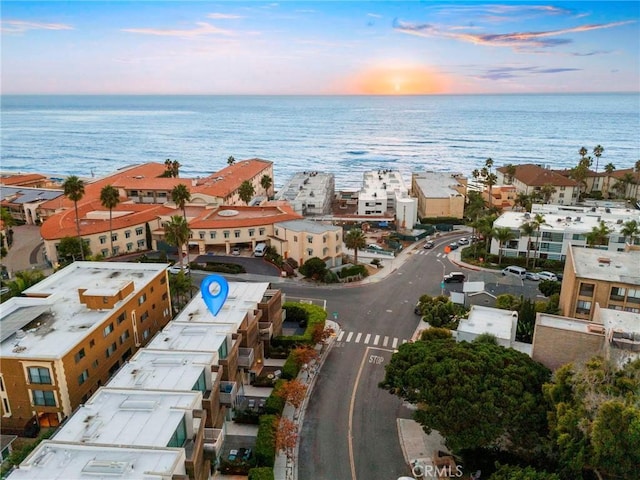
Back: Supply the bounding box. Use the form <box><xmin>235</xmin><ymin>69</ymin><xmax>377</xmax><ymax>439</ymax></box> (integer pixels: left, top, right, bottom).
<box><xmin>200</xmin><ymin>274</ymin><xmax>229</xmax><ymax>317</ymax></box>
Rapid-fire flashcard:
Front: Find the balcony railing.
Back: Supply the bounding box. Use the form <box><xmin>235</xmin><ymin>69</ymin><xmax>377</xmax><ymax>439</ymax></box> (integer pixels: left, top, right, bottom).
<box><xmin>203</xmin><ymin>427</ymin><xmax>225</xmax><ymax>456</ymax></box>
<box><xmin>259</xmin><ymin>322</ymin><xmax>273</xmax><ymax>340</ymax></box>
<box><xmin>238</xmin><ymin>347</ymin><xmax>254</xmax><ymax>368</ymax></box>
<box><xmin>219</xmin><ymin>381</ymin><xmax>237</xmax><ymax>405</ymax></box>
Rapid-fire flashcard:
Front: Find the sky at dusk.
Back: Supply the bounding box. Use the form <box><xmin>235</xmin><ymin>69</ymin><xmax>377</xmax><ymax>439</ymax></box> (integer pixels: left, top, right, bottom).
<box><xmin>1</xmin><ymin>1</ymin><xmax>638</xmax><ymax>95</ymax></box>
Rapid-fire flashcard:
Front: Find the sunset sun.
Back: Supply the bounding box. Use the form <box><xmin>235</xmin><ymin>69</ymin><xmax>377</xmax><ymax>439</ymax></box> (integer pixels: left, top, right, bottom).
<box><xmin>344</xmin><ymin>65</ymin><xmax>449</xmax><ymax>95</ymax></box>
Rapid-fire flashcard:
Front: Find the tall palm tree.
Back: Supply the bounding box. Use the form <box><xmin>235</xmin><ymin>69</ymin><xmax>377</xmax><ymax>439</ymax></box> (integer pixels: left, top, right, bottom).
<box><xmin>227</xmin><ymin>156</ymin><xmax>236</xmax><ymax>166</ymax></box>
<box><xmin>492</xmin><ymin>227</ymin><xmax>516</xmax><ymax>266</ymax></box>
<box><xmin>634</xmin><ymin>160</ymin><xmax>640</xmax><ymax>200</ymax></box>
<box><xmin>579</xmin><ymin>146</ymin><xmax>588</xmax><ymax>161</ymax></box>
<box><xmin>593</xmin><ymin>145</ymin><xmax>604</xmax><ymax>174</ymax></box>
<box><xmin>604</xmin><ymin>163</ymin><xmax>615</xmax><ymax>198</ymax></box>
<box><xmin>540</xmin><ymin>183</ymin><xmax>557</xmax><ymax>204</ymax></box>
<box><xmin>260</xmin><ymin>174</ymin><xmax>273</xmax><ymax>198</ymax></box>
<box><xmin>503</xmin><ymin>163</ymin><xmax>516</xmax><ymax>184</ymax></box>
<box><xmin>100</xmin><ymin>185</ymin><xmax>120</xmax><ymax>257</ymax></box>
<box><xmin>344</xmin><ymin>228</ymin><xmax>366</xmax><ymax>265</ymax></box>
<box><xmin>586</xmin><ymin>221</ymin><xmax>611</xmax><ymax>248</ymax></box>
<box><xmin>239</xmin><ymin>180</ymin><xmax>255</xmax><ymax>205</ymax></box>
<box><xmin>164</xmin><ymin>215</ymin><xmax>190</xmax><ymax>268</ymax></box>
<box><xmin>171</xmin><ymin>184</ymin><xmax>191</xmax><ymax>219</ymax></box>
<box><xmin>621</xmin><ymin>220</ymin><xmax>640</xmax><ymax>246</ymax></box>
<box><xmin>514</xmin><ymin>192</ymin><xmax>531</xmax><ymax>212</ymax></box>
<box><xmin>530</xmin><ymin>213</ymin><xmax>546</xmax><ymax>270</ymax></box>
<box><xmin>520</xmin><ymin>221</ymin><xmax>536</xmax><ymax>268</ymax></box>
<box><xmin>63</xmin><ymin>175</ymin><xmax>86</xmax><ymax>260</ymax></box>
<box><xmin>617</xmin><ymin>173</ymin><xmax>635</xmax><ymax>200</ymax></box>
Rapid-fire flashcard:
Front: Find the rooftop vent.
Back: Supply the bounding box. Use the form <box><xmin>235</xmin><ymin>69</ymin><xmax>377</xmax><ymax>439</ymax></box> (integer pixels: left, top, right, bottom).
<box><xmin>588</xmin><ymin>324</ymin><xmax>605</xmax><ymax>334</ymax></box>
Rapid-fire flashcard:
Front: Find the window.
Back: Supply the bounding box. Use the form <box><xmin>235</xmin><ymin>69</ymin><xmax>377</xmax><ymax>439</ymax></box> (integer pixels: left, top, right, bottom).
<box><xmin>559</xmin><ymin>193</ymin><xmax>565</xmax><ymax>198</ymax></box>
<box><xmin>137</xmin><ymin>240</ymin><xmax>145</xmax><ymax>248</ymax></box>
<box><xmin>130</xmin><ymin>190</ymin><xmax>138</xmax><ymax>197</ymax></box>
<box><xmin>223</xmin><ymin>231</ymin><xmax>230</xmax><ymax>239</ymax></box>
<box><xmin>126</xmin><ymin>243</ymin><xmax>133</xmax><ymax>251</ymax></box>
<box><xmin>119</xmin><ymin>329</ymin><xmax>130</xmax><ymax>344</ymax></box>
<box><xmin>2</xmin><ymin>398</ymin><xmax>10</xmax><ymax>416</ymax></box>
<box><xmin>610</xmin><ymin>286</ymin><xmax>626</xmax><ymax>302</ymax></box>
<box><xmin>162</xmin><ymin>292</ymin><xmax>168</xmax><ymax>300</ymax></box>
<box><xmin>99</xmin><ymin>236</ymin><xmax>107</xmax><ymax>244</ymax></box>
<box><xmin>32</xmin><ymin>390</ymin><xmax>56</xmax><ymax>406</ymax></box>
<box><xmin>275</xmin><ymin>229</ymin><xmax>279</xmax><ymax>236</ymax></box>
<box><xmin>192</xmin><ymin>371</ymin><xmax>206</xmax><ymax>392</ymax></box>
<box><xmin>106</xmin><ymin>342</ymin><xmax>117</xmax><ymax>358</ymax></box>
<box><xmin>138</xmin><ymin>294</ymin><xmax>146</xmax><ymax>305</ymax></box>
<box><xmin>117</xmin><ymin>312</ymin><xmax>126</xmax><ymax>324</ymax></box>
<box><xmin>142</xmin><ymin>328</ymin><xmax>151</xmax><ymax>340</ymax></box>
<box><xmin>28</xmin><ymin>367</ymin><xmax>51</xmax><ymax>384</ymax></box>
<box><xmin>307</xmin><ymin>249</ymin><xmax>313</xmax><ymax>256</ymax></box>
<box><xmin>259</xmin><ymin>228</ymin><xmax>265</xmax><ymax>236</ymax></box>
<box><xmin>103</xmin><ymin>323</ymin><xmax>114</xmax><ymax>337</ymax></box>
<box><xmin>78</xmin><ymin>370</ymin><xmax>89</xmax><ymax>385</ymax></box>
<box><xmin>210</xmin><ymin>232</ymin><xmax>216</xmax><ymax>239</ymax></box>
<box><xmin>89</xmin><ymin>339</ymin><xmax>95</xmax><ymax>348</ymax></box>
<box><xmin>74</xmin><ymin>348</ymin><xmax>86</xmax><ymax>363</ymax></box>
<box><xmin>125</xmin><ymin>230</ymin><xmax>131</xmax><ymax>239</ymax></box>
<box><xmin>167</xmin><ymin>416</ymin><xmax>187</xmax><ymax>448</ymax></box>
<box><xmin>101</xmin><ymin>249</ymin><xmax>109</xmax><ymax>257</ymax></box>
<box><xmin>111</xmin><ymin>233</ymin><xmax>117</xmax><ymax>241</ymax></box>
<box><xmin>218</xmin><ymin>338</ymin><xmax>228</xmax><ymax>360</ymax></box>
<box><xmin>323</xmin><ymin>236</ymin><xmax>327</xmax><ymax>243</ymax></box>
<box><xmin>576</xmin><ymin>300</ymin><xmax>592</xmax><ymax>315</ymax></box>
<box><xmin>293</xmin><ymin>235</ymin><xmax>298</xmax><ymax>242</ymax></box>
<box><xmin>307</xmin><ymin>236</ymin><xmax>313</xmax><ymax>243</ymax></box>
<box><xmin>92</xmin><ymin>359</ymin><xmax>99</xmax><ymax>368</ymax></box>
<box><xmin>140</xmin><ymin>311</ymin><xmax>149</xmax><ymax>322</ymax></box>
<box><xmin>234</xmin><ymin>230</ymin><xmax>241</xmax><ymax>238</ymax></box>
<box><xmin>135</xmin><ymin>227</ymin><xmax>143</xmax><ymax>235</ymax></box>
<box><xmin>249</xmin><ymin>229</ymin><xmax>255</xmax><ymax>237</ymax></box>
<box><xmin>572</xmin><ymin>233</ymin><xmax>586</xmax><ymax>241</ymax></box>
<box><xmin>628</xmin><ymin>288</ymin><xmax>640</xmax><ymax>304</ymax></box>
<box><xmin>199</xmin><ymin>231</ymin><xmax>205</xmax><ymax>239</ymax></box>
<box><xmin>579</xmin><ymin>283</ymin><xmax>595</xmax><ymax>297</ymax></box>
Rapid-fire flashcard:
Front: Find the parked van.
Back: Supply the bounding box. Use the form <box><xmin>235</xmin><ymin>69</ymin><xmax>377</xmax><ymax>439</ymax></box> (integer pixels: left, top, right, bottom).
<box><xmin>254</xmin><ymin>243</ymin><xmax>267</xmax><ymax>257</ymax></box>
<box><xmin>502</xmin><ymin>265</ymin><xmax>527</xmax><ymax>278</ymax></box>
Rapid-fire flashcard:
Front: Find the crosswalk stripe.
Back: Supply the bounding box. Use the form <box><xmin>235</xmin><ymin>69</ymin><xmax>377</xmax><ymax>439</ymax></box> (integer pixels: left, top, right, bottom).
<box><xmin>346</xmin><ymin>332</ymin><xmax>353</xmax><ymax>342</ymax></box>
<box><xmin>392</xmin><ymin>338</ymin><xmax>398</xmax><ymax>348</ymax></box>
<box><xmin>383</xmin><ymin>336</ymin><xmax>389</xmax><ymax>347</ymax></box>
<box><xmin>373</xmin><ymin>335</ymin><xmax>380</xmax><ymax>345</ymax></box>
<box><xmin>364</xmin><ymin>333</ymin><xmax>371</xmax><ymax>344</ymax></box>
<box><xmin>337</xmin><ymin>331</ymin><xmax>345</xmax><ymax>341</ymax></box>
<box><xmin>355</xmin><ymin>332</ymin><xmax>362</xmax><ymax>343</ymax></box>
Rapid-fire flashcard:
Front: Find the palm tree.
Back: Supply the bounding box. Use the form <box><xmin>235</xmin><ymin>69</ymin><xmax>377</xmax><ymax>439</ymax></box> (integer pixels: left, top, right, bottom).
<box><xmin>503</xmin><ymin>163</ymin><xmax>516</xmax><ymax>184</ymax></box>
<box><xmin>539</xmin><ymin>183</ymin><xmax>557</xmax><ymax>204</ymax></box>
<box><xmin>227</xmin><ymin>156</ymin><xmax>236</xmax><ymax>166</ymax></box>
<box><xmin>514</xmin><ymin>192</ymin><xmax>531</xmax><ymax>212</ymax></box>
<box><xmin>171</xmin><ymin>184</ymin><xmax>191</xmax><ymax>219</ymax></box>
<box><xmin>586</xmin><ymin>221</ymin><xmax>611</xmax><ymax>248</ymax></box>
<box><xmin>593</xmin><ymin>145</ymin><xmax>604</xmax><ymax>174</ymax></box>
<box><xmin>621</xmin><ymin>220</ymin><xmax>640</xmax><ymax>246</ymax></box>
<box><xmin>617</xmin><ymin>173</ymin><xmax>635</xmax><ymax>200</ymax></box>
<box><xmin>260</xmin><ymin>174</ymin><xmax>273</xmax><ymax>198</ymax></box>
<box><xmin>164</xmin><ymin>215</ymin><xmax>190</xmax><ymax>268</ymax></box>
<box><xmin>492</xmin><ymin>227</ymin><xmax>516</xmax><ymax>266</ymax></box>
<box><xmin>569</xmin><ymin>162</ymin><xmax>589</xmax><ymax>200</ymax></box>
<box><xmin>530</xmin><ymin>213</ymin><xmax>546</xmax><ymax>270</ymax></box>
<box><xmin>238</xmin><ymin>180</ymin><xmax>255</xmax><ymax>205</ymax></box>
<box><xmin>520</xmin><ymin>221</ymin><xmax>536</xmax><ymax>268</ymax></box>
<box><xmin>63</xmin><ymin>175</ymin><xmax>86</xmax><ymax>260</ymax></box>
<box><xmin>100</xmin><ymin>185</ymin><xmax>120</xmax><ymax>257</ymax></box>
<box><xmin>344</xmin><ymin>228</ymin><xmax>366</xmax><ymax>265</ymax></box>
<box><xmin>604</xmin><ymin>163</ymin><xmax>615</xmax><ymax>198</ymax></box>
<box><xmin>171</xmin><ymin>160</ymin><xmax>180</xmax><ymax>177</ymax></box>
<box><xmin>579</xmin><ymin>146</ymin><xmax>588</xmax><ymax>161</ymax></box>
<box><xmin>474</xmin><ymin>213</ymin><xmax>497</xmax><ymax>253</ymax></box>
<box><xmin>634</xmin><ymin>160</ymin><xmax>640</xmax><ymax>200</ymax></box>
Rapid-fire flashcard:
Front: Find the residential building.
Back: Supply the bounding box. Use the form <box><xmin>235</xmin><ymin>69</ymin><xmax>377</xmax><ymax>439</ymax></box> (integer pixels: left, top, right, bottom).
<box><xmin>0</xmin><ymin>186</ymin><xmax>63</xmax><ymax>225</ymax></box>
<box><xmin>411</xmin><ymin>172</ymin><xmax>466</xmax><ymax>220</ymax></box>
<box><xmin>490</xmin><ymin>203</ymin><xmax>640</xmax><ymax>261</ymax></box>
<box><xmin>0</xmin><ymin>173</ymin><xmax>56</xmax><ymax>189</ymax></box>
<box><xmin>358</xmin><ymin>171</ymin><xmax>417</xmax><ymax>228</ymax></box>
<box><xmin>456</xmin><ymin>305</ymin><xmax>531</xmax><ymax>354</ymax></box>
<box><xmin>555</xmin><ymin>166</ymin><xmax>640</xmax><ymax>201</ymax></box>
<box><xmin>0</xmin><ymin>262</ymin><xmax>172</xmax><ymax>435</ymax></box>
<box><xmin>559</xmin><ymin>245</ymin><xmax>640</xmax><ymax>320</ymax></box>
<box><xmin>496</xmin><ymin>163</ymin><xmax>579</xmax><ymax>205</ymax></box>
<box><xmin>270</xmin><ymin>219</ymin><xmax>343</xmax><ymax>267</ymax></box>
<box><xmin>8</xmin><ymin>441</ymin><xmax>189</xmax><ymax>480</ymax></box>
<box><xmin>531</xmin><ymin>305</ymin><xmax>639</xmax><ymax>371</ymax></box>
<box><xmin>274</xmin><ymin>171</ymin><xmax>335</xmax><ymax>215</ymax></box>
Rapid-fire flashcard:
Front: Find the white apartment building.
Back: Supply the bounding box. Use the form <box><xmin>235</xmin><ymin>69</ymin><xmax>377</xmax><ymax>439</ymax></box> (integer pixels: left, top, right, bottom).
<box><xmin>490</xmin><ymin>203</ymin><xmax>640</xmax><ymax>261</ymax></box>
<box><xmin>274</xmin><ymin>171</ymin><xmax>335</xmax><ymax>215</ymax></box>
<box><xmin>358</xmin><ymin>170</ymin><xmax>417</xmax><ymax>228</ymax></box>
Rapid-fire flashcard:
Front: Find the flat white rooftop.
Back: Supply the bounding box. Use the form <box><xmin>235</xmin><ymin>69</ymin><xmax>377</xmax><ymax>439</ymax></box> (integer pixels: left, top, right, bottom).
<box><xmin>0</xmin><ymin>262</ymin><xmax>168</xmax><ymax>359</ymax></box>
<box><xmin>147</xmin><ymin>322</ymin><xmax>231</xmax><ymax>352</ymax></box>
<box><xmin>599</xmin><ymin>308</ymin><xmax>640</xmax><ymax>334</ymax></box>
<box><xmin>175</xmin><ymin>281</ymin><xmax>270</xmax><ymax>326</ymax></box>
<box><xmin>8</xmin><ymin>441</ymin><xmax>186</xmax><ymax>480</ymax></box>
<box><xmin>53</xmin><ymin>388</ymin><xmax>201</xmax><ymax>447</ymax></box>
<box><xmin>571</xmin><ymin>247</ymin><xmax>640</xmax><ymax>285</ymax></box>
<box><xmin>458</xmin><ymin>305</ymin><xmax>516</xmax><ymax>340</ymax></box>
<box><xmin>536</xmin><ymin>313</ymin><xmax>599</xmax><ymax>333</ymax></box>
<box><xmin>107</xmin><ymin>349</ymin><xmax>217</xmax><ymax>391</ymax></box>
<box><xmin>412</xmin><ymin>172</ymin><xmax>465</xmax><ymax>199</ymax></box>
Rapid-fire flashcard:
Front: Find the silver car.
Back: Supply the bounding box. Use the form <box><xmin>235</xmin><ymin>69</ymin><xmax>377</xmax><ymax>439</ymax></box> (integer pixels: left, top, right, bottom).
<box><xmin>538</xmin><ymin>271</ymin><xmax>558</xmax><ymax>281</ymax></box>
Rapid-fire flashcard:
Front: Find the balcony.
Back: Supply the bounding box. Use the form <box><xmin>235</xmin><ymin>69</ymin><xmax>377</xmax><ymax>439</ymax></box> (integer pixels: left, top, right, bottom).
<box><xmin>611</xmin><ymin>331</ymin><xmax>640</xmax><ymax>352</ymax></box>
<box><xmin>259</xmin><ymin>322</ymin><xmax>273</xmax><ymax>341</ymax></box>
<box><xmin>219</xmin><ymin>381</ymin><xmax>237</xmax><ymax>406</ymax></box>
<box><xmin>238</xmin><ymin>348</ymin><xmax>255</xmax><ymax>368</ymax></box>
<box><xmin>203</xmin><ymin>427</ymin><xmax>225</xmax><ymax>456</ymax></box>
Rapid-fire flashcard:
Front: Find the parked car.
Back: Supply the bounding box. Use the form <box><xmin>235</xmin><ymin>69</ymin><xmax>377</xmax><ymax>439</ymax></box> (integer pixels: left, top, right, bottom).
<box><xmin>368</xmin><ymin>243</ymin><xmax>384</xmax><ymax>251</ymax></box>
<box><xmin>457</xmin><ymin>237</ymin><xmax>469</xmax><ymax>245</ymax></box>
<box><xmin>525</xmin><ymin>272</ymin><xmax>540</xmax><ymax>281</ymax></box>
<box><xmin>538</xmin><ymin>271</ymin><xmax>558</xmax><ymax>281</ymax></box>
<box><xmin>502</xmin><ymin>265</ymin><xmax>527</xmax><ymax>278</ymax></box>
<box><xmin>231</xmin><ymin>247</ymin><xmax>241</xmax><ymax>256</ymax></box>
<box><xmin>424</xmin><ymin>240</ymin><xmax>435</xmax><ymax>249</ymax></box>
<box><xmin>414</xmin><ymin>301</ymin><xmax>422</xmax><ymax>315</ymax></box>
<box><xmin>443</xmin><ymin>272</ymin><xmax>466</xmax><ymax>283</ymax></box>
<box><xmin>168</xmin><ymin>264</ymin><xmax>190</xmax><ymax>275</ymax></box>
<box><xmin>447</xmin><ymin>242</ymin><xmax>459</xmax><ymax>250</ymax></box>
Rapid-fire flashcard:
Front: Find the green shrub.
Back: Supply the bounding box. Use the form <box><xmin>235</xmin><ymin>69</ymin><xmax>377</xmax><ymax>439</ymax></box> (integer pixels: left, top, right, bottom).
<box><xmin>249</xmin><ymin>467</ymin><xmax>275</xmax><ymax>480</ymax></box>
<box><xmin>337</xmin><ymin>264</ymin><xmax>368</xmax><ymax>278</ymax></box>
<box><xmin>195</xmin><ymin>262</ymin><xmax>246</xmax><ymax>274</ymax></box>
<box><xmin>281</xmin><ymin>356</ymin><xmax>300</xmax><ymax>380</ymax></box>
<box><xmin>233</xmin><ymin>408</ymin><xmax>261</xmax><ymax>424</ymax></box>
<box><xmin>219</xmin><ymin>457</ymin><xmax>255</xmax><ymax>475</ymax></box>
<box><xmin>255</xmin><ymin>415</ymin><xmax>277</xmax><ymax>467</ymax></box>
<box><xmin>264</xmin><ymin>379</ymin><xmax>286</xmax><ymax>415</ymax></box>
<box><xmin>283</xmin><ymin>304</ymin><xmax>308</xmax><ymax>323</ymax></box>
<box><xmin>539</xmin><ymin>280</ymin><xmax>561</xmax><ymax>297</ymax></box>
<box><xmin>272</xmin><ymin>303</ymin><xmax>327</xmax><ymax>349</ymax></box>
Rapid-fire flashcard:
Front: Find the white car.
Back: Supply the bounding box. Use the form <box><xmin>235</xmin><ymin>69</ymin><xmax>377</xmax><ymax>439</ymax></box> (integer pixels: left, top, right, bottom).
<box><xmin>457</xmin><ymin>237</ymin><xmax>469</xmax><ymax>245</ymax></box>
<box><xmin>231</xmin><ymin>247</ymin><xmax>241</xmax><ymax>256</ymax></box>
<box><xmin>367</xmin><ymin>244</ymin><xmax>384</xmax><ymax>251</ymax></box>
<box><xmin>168</xmin><ymin>264</ymin><xmax>190</xmax><ymax>275</ymax></box>
<box><xmin>538</xmin><ymin>271</ymin><xmax>558</xmax><ymax>281</ymax></box>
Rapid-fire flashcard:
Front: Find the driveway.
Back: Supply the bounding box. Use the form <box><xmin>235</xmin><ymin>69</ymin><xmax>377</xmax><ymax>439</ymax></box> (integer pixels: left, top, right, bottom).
<box><xmin>2</xmin><ymin>225</ymin><xmax>51</xmax><ymax>277</ymax></box>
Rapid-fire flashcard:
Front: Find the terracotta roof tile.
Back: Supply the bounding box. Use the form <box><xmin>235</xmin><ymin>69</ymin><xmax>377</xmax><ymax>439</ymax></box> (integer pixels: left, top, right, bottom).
<box><xmin>498</xmin><ymin>164</ymin><xmax>578</xmax><ymax>187</ymax></box>
<box><xmin>189</xmin><ymin>202</ymin><xmax>301</xmax><ymax>229</ymax></box>
<box><xmin>0</xmin><ymin>173</ymin><xmax>47</xmax><ymax>186</ymax></box>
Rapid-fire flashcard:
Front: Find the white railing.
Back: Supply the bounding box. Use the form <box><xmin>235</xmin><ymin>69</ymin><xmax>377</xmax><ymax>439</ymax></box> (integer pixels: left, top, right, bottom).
<box><xmin>237</xmin><ymin>347</ymin><xmax>254</xmax><ymax>368</ymax></box>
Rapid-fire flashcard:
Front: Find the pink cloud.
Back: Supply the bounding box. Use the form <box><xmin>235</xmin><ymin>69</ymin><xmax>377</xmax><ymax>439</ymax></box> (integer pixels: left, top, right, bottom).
<box><xmin>1</xmin><ymin>19</ymin><xmax>73</xmax><ymax>34</ymax></box>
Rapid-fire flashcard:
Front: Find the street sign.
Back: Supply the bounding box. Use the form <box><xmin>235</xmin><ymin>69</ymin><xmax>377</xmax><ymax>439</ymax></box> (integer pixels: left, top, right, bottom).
<box><xmin>332</xmin><ymin>312</ymin><xmax>338</xmax><ymax>320</ymax></box>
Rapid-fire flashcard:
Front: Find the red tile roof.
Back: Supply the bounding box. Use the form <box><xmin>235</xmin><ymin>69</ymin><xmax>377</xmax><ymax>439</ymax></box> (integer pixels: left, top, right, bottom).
<box><xmin>0</xmin><ymin>173</ymin><xmax>48</xmax><ymax>186</ymax></box>
<box><xmin>498</xmin><ymin>164</ymin><xmax>578</xmax><ymax>187</ymax></box>
<box><xmin>189</xmin><ymin>202</ymin><xmax>301</xmax><ymax>229</ymax></box>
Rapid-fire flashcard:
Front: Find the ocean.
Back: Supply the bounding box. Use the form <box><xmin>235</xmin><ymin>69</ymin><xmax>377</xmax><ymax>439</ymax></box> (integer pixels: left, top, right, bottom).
<box><xmin>1</xmin><ymin>94</ymin><xmax>638</xmax><ymax>190</ymax></box>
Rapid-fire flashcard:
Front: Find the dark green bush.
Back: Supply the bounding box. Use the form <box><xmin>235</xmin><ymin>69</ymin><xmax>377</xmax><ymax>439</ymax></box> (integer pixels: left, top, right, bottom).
<box><xmin>264</xmin><ymin>379</ymin><xmax>286</xmax><ymax>415</ymax></box>
<box><xmin>233</xmin><ymin>408</ymin><xmax>261</xmax><ymax>424</ymax></box>
<box><xmin>538</xmin><ymin>280</ymin><xmax>561</xmax><ymax>297</ymax></box>
<box><xmin>337</xmin><ymin>264</ymin><xmax>368</xmax><ymax>278</ymax></box>
<box><xmin>255</xmin><ymin>415</ymin><xmax>277</xmax><ymax>467</ymax></box>
<box><xmin>195</xmin><ymin>261</ymin><xmax>246</xmax><ymax>274</ymax></box>
<box><xmin>272</xmin><ymin>303</ymin><xmax>327</xmax><ymax>350</ymax></box>
<box><xmin>219</xmin><ymin>458</ymin><xmax>255</xmax><ymax>475</ymax></box>
<box><xmin>281</xmin><ymin>356</ymin><xmax>300</xmax><ymax>380</ymax></box>
<box><xmin>283</xmin><ymin>304</ymin><xmax>308</xmax><ymax>323</ymax></box>
<box><xmin>249</xmin><ymin>467</ymin><xmax>275</xmax><ymax>480</ymax></box>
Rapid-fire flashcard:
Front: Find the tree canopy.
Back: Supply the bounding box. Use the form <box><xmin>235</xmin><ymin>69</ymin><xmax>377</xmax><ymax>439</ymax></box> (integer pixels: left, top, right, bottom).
<box><xmin>380</xmin><ymin>337</ymin><xmax>551</xmax><ymax>457</ymax></box>
<box><xmin>239</xmin><ymin>180</ymin><xmax>255</xmax><ymax>205</ymax></box>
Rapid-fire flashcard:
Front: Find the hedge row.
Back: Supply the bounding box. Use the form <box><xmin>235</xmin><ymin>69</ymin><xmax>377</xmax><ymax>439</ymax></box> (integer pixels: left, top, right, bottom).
<box><xmin>264</xmin><ymin>379</ymin><xmax>286</xmax><ymax>415</ymax></box>
<box><xmin>248</xmin><ymin>467</ymin><xmax>275</xmax><ymax>480</ymax></box>
<box><xmin>192</xmin><ymin>261</ymin><xmax>246</xmax><ymax>274</ymax></box>
<box><xmin>271</xmin><ymin>303</ymin><xmax>327</xmax><ymax>350</ymax></box>
<box><xmin>337</xmin><ymin>264</ymin><xmax>368</xmax><ymax>278</ymax></box>
<box><xmin>255</xmin><ymin>415</ymin><xmax>278</xmax><ymax>467</ymax></box>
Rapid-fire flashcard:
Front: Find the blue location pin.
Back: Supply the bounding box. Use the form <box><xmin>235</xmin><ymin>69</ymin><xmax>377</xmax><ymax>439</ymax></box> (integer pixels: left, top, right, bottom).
<box><xmin>200</xmin><ymin>274</ymin><xmax>229</xmax><ymax>317</ymax></box>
